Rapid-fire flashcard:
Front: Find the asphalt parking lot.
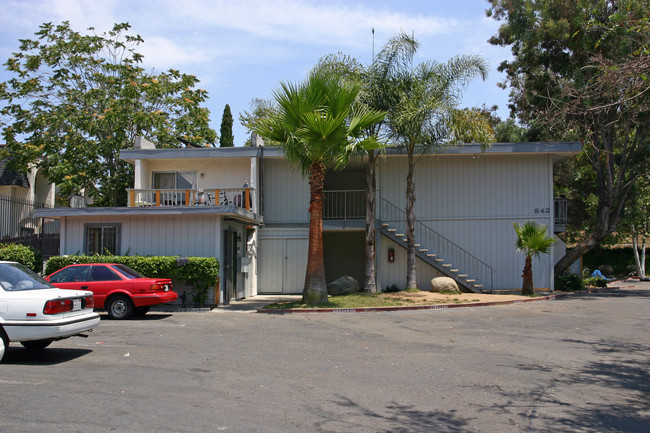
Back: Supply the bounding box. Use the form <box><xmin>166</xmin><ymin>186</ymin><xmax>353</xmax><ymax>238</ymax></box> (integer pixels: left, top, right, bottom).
<box><xmin>1</xmin><ymin>281</ymin><xmax>648</xmax><ymax>433</ymax></box>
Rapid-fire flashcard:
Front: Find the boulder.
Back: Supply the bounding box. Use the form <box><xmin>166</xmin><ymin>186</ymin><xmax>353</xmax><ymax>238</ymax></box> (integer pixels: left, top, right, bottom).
<box><xmin>430</xmin><ymin>277</ymin><xmax>460</xmax><ymax>293</ymax></box>
<box><xmin>327</xmin><ymin>276</ymin><xmax>360</xmax><ymax>296</ymax></box>
<box><xmin>598</xmin><ymin>265</ymin><xmax>614</xmax><ymax>275</ymax></box>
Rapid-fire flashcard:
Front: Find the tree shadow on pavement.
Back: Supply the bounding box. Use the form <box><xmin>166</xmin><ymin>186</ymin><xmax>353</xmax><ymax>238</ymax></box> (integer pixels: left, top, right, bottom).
<box><xmin>474</xmin><ymin>336</ymin><xmax>649</xmax><ymax>432</ymax></box>
<box><xmin>313</xmin><ymin>395</ymin><xmax>473</xmax><ymax>433</ymax></box>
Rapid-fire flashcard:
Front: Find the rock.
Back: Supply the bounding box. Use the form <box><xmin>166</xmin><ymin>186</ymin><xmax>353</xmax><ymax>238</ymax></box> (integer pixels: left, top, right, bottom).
<box><xmin>598</xmin><ymin>265</ymin><xmax>614</xmax><ymax>275</ymax></box>
<box><xmin>430</xmin><ymin>277</ymin><xmax>460</xmax><ymax>293</ymax></box>
<box><xmin>327</xmin><ymin>276</ymin><xmax>360</xmax><ymax>296</ymax></box>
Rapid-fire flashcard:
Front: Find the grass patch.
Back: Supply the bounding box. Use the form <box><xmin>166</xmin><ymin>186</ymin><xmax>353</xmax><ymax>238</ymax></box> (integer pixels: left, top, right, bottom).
<box><xmin>263</xmin><ymin>293</ymin><xmax>405</xmax><ymax>309</ymax></box>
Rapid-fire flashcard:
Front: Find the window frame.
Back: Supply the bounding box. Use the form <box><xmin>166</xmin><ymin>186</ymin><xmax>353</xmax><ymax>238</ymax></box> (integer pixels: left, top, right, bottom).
<box><xmin>84</xmin><ymin>223</ymin><xmax>121</xmax><ymax>255</ymax></box>
<box><xmin>152</xmin><ymin>171</ymin><xmax>198</xmax><ymax>190</ymax></box>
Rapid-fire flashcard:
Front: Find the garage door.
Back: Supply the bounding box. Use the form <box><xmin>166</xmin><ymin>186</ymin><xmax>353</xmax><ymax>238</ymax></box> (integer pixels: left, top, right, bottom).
<box><xmin>258</xmin><ymin>238</ymin><xmax>308</xmax><ymax>294</ymax></box>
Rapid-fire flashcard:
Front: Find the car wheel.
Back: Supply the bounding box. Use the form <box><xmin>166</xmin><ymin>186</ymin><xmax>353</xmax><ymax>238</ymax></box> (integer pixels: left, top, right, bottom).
<box><xmin>133</xmin><ymin>306</ymin><xmax>150</xmax><ymax>316</ymax></box>
<box><xmin>20</xmin><ymin>339</ymin><xmax>52</xmax><ymax>350</ymax></box>
<box><xmin>107</xmin><ymin>295</ymin><xmax>134</xmax><ymax>320</ymax></box>
<box><xmin>0</xmin><ymin>329</ymin><xmax>8</xmax><ymax>362</ymax></box>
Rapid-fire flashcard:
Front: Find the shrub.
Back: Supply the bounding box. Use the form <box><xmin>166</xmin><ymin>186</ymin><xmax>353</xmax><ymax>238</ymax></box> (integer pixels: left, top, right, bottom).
<box><xmin>555</xmin><ymin>272</ymin><xmax>584</xmax><ymax>292</ymax></box>
<box><xmin>0</xmin><ymin>243</ymin><xmax>43</xmax><ymax>272</ymax></box>
<box><xmin>44</xmin><ymin>254</ymin><xmax>219</xmax><ymax>285</ymax></box>
<box><xmin>583</xmin><ymin>277</ymin><xmax>607</xmax><ymax>288</ymax></box>
<box><xmin>385</xmin><ymin>284</ymin><xmax>401</xmax><ymax>293</ymax></box>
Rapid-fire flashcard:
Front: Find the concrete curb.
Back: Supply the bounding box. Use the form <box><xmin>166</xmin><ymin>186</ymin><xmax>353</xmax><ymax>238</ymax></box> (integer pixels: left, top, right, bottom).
<box><xmin>257</xmin><ymin>286</ymin><xmax>620</xmax><ymax>314</ymax></box>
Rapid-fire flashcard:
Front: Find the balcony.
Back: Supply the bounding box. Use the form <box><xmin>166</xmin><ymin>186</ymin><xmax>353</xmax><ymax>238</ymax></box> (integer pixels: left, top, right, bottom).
<box><xmin>127</xmin><ymin>188</ymin><xmax>253</xmax><ymax>211</ymax></box>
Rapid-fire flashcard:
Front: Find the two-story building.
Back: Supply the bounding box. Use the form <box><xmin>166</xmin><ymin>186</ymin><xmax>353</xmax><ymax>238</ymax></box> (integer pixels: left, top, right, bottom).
<box><xmin>36</xmin><ymin>137</ymin><xmax>580</xmax><ymax>305</ymax></box>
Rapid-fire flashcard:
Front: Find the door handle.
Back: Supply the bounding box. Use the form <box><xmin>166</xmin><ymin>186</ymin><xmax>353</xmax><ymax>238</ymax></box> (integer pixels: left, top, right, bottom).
<box><xmin>81</xmin><ymin>286</ymin><xmax>89</xmax><ymax>289</ymax></box>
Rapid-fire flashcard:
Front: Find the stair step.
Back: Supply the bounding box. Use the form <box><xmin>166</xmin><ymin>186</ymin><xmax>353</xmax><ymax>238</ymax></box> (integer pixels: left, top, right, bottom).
<box><xmin>381</xmin><ymin>223</ymin><xmax>389</xmax><ymax>228</ymax></box>
<box><xmin>387</xmin><ymin>228</ymin><xmax>396</xmax><ymax>232</ymax></box>
<box><xmin>466</xmin><ymin>279</ymin><xmax>476</xmax><ymax>283</ymax></box>
<box><xmin>450</xmin><ymin>269</ymin><xmax>459</xmax><ymax>273</ymax></box>
<box><xmin>434</xmin><ymin>258</ymin><xmax>444</xmax><ymax>262</ymax></box>
<box><xmin>473</xmin><ymin>284</ymin><xmax>484</xmax><ymax>288</ymax></box>
<box><xmin>418</xmin><ymin>248</ymin><xmax>428</xmax><ymax>253</ymax></box>
<box><xmin>458</xmin><ymin>274</ymin><xmax>468</xmax><ymax>278</ymax></box>
<box><xmin>426</xmin><ymin>253</ymin><xmax>437</xmax><ymax>258</ymax></box>
<box><xmin>402</xmin><ymin>238</ymin><xmax>407</xmax><ymax>242</ymax></box>
<box><xmin>415</xmin><ymin>244</ymin><xmax>420</xmax><ymax>247</ymax></box>
<box><xmin>395</xmin><ymin>233</ymin><xmax>404</xmax><ymax>237</ymax></box>
<box><xmin>442</xmin><ymin>264</ymin><xmax>452</xmax><ymax>268</ymax></box>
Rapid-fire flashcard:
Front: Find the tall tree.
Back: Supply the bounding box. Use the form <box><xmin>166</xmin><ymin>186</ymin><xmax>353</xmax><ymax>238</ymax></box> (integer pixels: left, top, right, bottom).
<box><xmin>311</xmin><ymin>45</ymin><xmax>398</xmax><ymax>293</ymax></box>
<box><xmin>514</xmin><ymin>221</ymin><xmax>556</xmax><ymax>295</ymax></box>
<box><xmin>385</xmin><ymin>47</ymin><xmax>493</xmax><ymax>289</ymax></box>
<box><xmin>256</xmin><ymin>76</ymin><xmax>385</xmax><ymax>304</ymax></box>
<box><xmin>487</xmin><ymin>0</ymin><xmax>650</xmax><ymax>275</ymax></box>
<box><xmin>219</xmin><ymin>104</ymin><xmax>234</xmax><ymax>147</ymax></box>
<box><xmin>0</xmin><ymin>22</ymin><xmax>216</xmax><ymax>206</ymax></box>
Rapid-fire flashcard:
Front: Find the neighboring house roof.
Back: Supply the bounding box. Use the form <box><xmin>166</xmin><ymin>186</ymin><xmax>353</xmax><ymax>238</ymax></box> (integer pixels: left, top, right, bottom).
<box><xmin>0</xmin><ymin>158</ymin><xmax>29</xmax><ymax>188</ymax></box>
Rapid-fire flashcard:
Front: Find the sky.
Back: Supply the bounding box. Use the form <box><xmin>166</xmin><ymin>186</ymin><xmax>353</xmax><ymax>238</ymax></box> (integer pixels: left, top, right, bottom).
<box><xmin>0</xmin><ymin>0</ymin><xmax>513</xmax><ymax>147</ymax></box>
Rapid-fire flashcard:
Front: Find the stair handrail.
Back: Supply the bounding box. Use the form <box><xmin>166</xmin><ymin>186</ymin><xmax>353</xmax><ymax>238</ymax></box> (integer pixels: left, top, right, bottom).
<box><xmin>378</xmin><ymin>196</ymin><xmax>494</xmax><ymax>291</ymax></box>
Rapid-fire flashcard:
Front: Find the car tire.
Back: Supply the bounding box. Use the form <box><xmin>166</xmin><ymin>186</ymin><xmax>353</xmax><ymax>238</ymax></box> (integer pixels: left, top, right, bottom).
<box><xmin>107</xmin><ymin>295</ymin><xmax>134</xmax><ymax>320</ymax></box>
<box><xmin>133</xmin><ymin>306</ymin><xmax>150</xmax><ymax>317</ymax></box>
<box><xmin>0</xmin><ymin>329</ymin><xmax>8</xmax><ymax>362</ymax></box>
<box><xmin>20</xmin><ymin>339</ymin><xmax>52</xmax><ymax>350</ymax></box>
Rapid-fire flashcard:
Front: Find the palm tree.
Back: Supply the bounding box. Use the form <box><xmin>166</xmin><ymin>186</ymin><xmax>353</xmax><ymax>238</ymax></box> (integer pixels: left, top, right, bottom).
<box><xmin>514</xmin><ymin>221</ymin><xmax>556</xmax><ymax>296</ymax></box>
<box><xmin>257</xmin><ymin>76</ymin><xmax>385</xmax><ymax>304</ymax></box>
<box><xmin>386</xmin><ymin>45</ymin><xmax>494</xmax><ymax>289</ymax></box>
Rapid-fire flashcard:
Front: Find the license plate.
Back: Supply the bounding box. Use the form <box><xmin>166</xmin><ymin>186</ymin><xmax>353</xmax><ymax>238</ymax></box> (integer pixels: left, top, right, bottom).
<box><xmin>164</xmin><ymin>285</ymin><xmax>170</xmax><ymax>292</ymax></box>
<box><xmin>72</xmin><ymin>299</ymin><xmax>82</xmax><ymax>311</ymax></box>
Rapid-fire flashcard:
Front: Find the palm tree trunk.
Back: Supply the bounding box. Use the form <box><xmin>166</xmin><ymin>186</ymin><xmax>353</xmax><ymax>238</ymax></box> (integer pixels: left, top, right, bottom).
<box><xmin>303</xmin><ymin>161</ymin><xmax>328</xmax><ymax>304</ymax></box>
<box><xmin>406</xmin><ymin>152</ymin><xmax>417</xmax><ymax>289</ymax></box>
<box><xmin>522</xmin><ymin>255</ymin><xmax>534</xmax><ymax>296</ymax></box>
<box><xmin>364</xmin><ymin>152</ymin><xmax>377</xmax><ymax>293</ymax></box>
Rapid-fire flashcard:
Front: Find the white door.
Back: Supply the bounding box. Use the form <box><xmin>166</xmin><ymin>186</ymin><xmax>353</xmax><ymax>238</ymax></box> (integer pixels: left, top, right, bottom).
<box><xmin>258</xmin><ymin>238</ymin><xmax>307</xmax><ymax>294</ymax></box>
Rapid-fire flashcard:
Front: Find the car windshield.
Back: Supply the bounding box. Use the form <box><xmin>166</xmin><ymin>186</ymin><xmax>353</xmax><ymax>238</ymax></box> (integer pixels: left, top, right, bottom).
<box><xmin>0</xmin><ymin>262</ymin><xmax>56</xmax><ymax>291</ymax></box>
<box><xmin>113</xmin><ymin>264</ymin><xmax>145</xmax><ymax>279</ymax></box>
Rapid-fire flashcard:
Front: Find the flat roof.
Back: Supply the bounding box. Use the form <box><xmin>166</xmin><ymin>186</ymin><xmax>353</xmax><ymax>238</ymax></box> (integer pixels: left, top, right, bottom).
<box><xmin>120</xmin><ymin>142</ymin><xmax>582</xmax><ymax>163</ymax></box>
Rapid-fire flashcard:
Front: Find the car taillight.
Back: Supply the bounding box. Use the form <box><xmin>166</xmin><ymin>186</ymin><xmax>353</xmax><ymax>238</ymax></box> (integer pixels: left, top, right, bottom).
<box><xmin>84</xmin><ymin>295</ymin><xmax>95</xmax><ymax>309</ymax></box>
<box><xmin>44</xmin><ymin>299</ymin><xmax>72</xmax><ymax>315</ymax></box>
<box><xmin>149</xmin><ymin>283</ymin><xmax>171</xmax><ymax>291</ymax></box>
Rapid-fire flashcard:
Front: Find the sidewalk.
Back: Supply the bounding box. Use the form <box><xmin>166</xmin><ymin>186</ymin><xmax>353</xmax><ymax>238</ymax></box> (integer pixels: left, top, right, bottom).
<box><xmin>211</xmin><ymin>295</ymin><xmax>301</xmax><ymax>313</ymax></box>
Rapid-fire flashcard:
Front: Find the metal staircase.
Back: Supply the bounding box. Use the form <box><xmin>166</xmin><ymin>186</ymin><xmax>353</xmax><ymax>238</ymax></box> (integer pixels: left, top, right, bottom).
<box><xmin>379</xmin><ymin>197</ymin><xmax>493</xmax><ymax>293</ymax></box>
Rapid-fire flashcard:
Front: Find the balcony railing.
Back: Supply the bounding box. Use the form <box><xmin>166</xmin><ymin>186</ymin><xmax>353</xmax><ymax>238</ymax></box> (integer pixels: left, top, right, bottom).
<box><xmin>127</xmin><ymin>188</ymin><xmax>253</xmax><ymax>211</ymax></box>
<box><xmin>323</xmin><ymin>189</ymin><xmax>366</xmax><ymax>220</ymax></box>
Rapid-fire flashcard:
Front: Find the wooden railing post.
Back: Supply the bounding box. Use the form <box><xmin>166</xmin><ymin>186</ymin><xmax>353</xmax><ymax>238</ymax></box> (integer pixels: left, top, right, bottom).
<box><xmin>155</xmin><ymin>190</ymin><xmax>161</xmax><ymax>207</ymax></box>
<box><xmin>185</xmin><ymin>190</ymin><xmax>190</xmax><ymax>206</ymax></box>
<box><xmin>214</xmin><ymin>189</ymin><xmax>220</xmax><ymax>206</ymax></box>
<box><xmin>129</xmin><ymin>190</ymin><xmax>135</xmax><ymax>207</ymax></box>
<box><xmin>244</xmin><ymin>188</ymin><xmax>250</xmax><ymax>210</ymax></box>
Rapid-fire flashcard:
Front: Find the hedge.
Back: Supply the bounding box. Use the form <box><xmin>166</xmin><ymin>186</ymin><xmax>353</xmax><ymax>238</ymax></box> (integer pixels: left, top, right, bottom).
<box><xmin>44</xmin><ymin>255</ymin><xmax>219</xmax><ymax>285</ymax></box>
<box><xmin>0</xmin><ymin>243</ymin><xmax>43</xmax><ymax>273</ymax></box>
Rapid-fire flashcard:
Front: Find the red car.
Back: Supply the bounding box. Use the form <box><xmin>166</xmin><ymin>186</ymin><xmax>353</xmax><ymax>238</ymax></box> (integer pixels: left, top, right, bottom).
<box><xmin>46</xmin><ymin>264</ymin><xmax>177</xmax><ymax>319</ymax></box>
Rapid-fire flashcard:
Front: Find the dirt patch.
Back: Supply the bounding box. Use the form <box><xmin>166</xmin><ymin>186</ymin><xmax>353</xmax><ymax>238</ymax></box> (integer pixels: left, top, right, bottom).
<box><xmin>378</xmin><ymin>290</ymin><xmax>532</xmax><ymax>305</ymax></box>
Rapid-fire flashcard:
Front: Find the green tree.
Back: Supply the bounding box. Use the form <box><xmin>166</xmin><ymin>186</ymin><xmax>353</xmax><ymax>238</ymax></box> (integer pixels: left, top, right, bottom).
<box><xmin>239</xmin><ymin>98</ymin><xmax>280</xmax><ymax>146</ymax></box>
<box><xmin>487</xmin><ymin>0</ymin><xmax>650</xmax><ymax>275</ymax></box>
<box><xmin>0</xmin><ymin>22</ymin><xmax>216</xmax><ymax>206</ymax></box>
<box><xmin>514</xmin><ymin>221</ymin><xmax>556</xmax><ymax>295</ymax></box>
<box><xmin>310</xmin><ymin>41</ymin><xmax>406</xmax><ymax>293</ymax></box>
<box><xmin>219</xmin><ymin>104</ymin><xmax>234</xmax><ymax>147</ymax></box>
<box><xmin>256</xmin><ymin>76</ymin><xmax>385</xmax><ymax>304</ymax></box>
<box><xmin>384</xmin><ymin>44</ymin><xmax>493</xmax><ymax>289</ymax></box>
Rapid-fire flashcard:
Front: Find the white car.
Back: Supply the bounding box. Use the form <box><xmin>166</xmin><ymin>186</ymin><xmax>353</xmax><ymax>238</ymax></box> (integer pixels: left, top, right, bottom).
<box><xmin>0</xmin><ymin>261</ymin><xmax>100</xmax><ymax>362</ymax></box>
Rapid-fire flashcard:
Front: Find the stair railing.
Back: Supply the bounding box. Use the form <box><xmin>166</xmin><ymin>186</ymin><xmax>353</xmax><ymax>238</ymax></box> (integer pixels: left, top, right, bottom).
<box><xmin>378</xmin><ymin>196</ymin><xmax>494</xmax><ymax>291</ymax></box>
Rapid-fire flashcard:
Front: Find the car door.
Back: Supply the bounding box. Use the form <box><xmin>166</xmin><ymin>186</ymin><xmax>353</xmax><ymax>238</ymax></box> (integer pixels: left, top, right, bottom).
<box><xmin>86</xmin><ymin>265</ymin><xmax>124</xmax><ymax>308</ymax></box>
<box><xmin>49</xmin><ymin>265</ymin><xmax>92</xmax><ymax>291</ymax></box>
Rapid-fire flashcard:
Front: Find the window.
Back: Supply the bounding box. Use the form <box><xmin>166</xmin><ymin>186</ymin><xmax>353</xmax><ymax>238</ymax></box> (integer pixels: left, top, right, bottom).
<box><xmin>85</xmin><ymin>223</ymin><xmax>120</xmax><ymax>255</ymax></box>
<box><xmin>152</xmin><ymin>171</ymin><xmax>198</xmax><ymax>189</ymax></box>
<box><xmin>90</xmin><ymin>265</ymin><xmax>121</xmax><ymax>281</ymax></box>
<box><xmin>49</xmin><ymin>265</ymin><xmax>91</xmax><ymax>283</ymax></box>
